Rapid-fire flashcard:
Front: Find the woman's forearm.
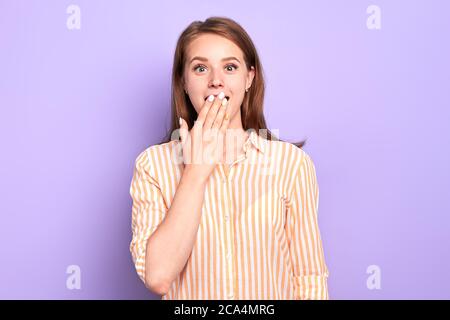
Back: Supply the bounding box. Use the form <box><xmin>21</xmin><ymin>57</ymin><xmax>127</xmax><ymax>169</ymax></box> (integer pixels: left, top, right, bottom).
<box><xmin>144</xmin><ymin>167</ymin><xmax>208</xmax><ymax>295</ymax></box>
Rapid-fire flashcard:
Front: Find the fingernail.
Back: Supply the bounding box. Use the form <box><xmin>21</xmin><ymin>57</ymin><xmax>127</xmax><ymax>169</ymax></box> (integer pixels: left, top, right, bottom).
<box><xmin>225</xmin><ymin>113</ymin><xmax>229</xmax><ymax>120</ymax></box>
<box><xmin>208</xmin><ymin>95</ymin><xmax>214</xmax><ymax>102</ymax></box>
<box><xmin>218</xmin><ymin>92</ymin><xmax>225</xmax><ymax>100</ymax></box>
<box><xmin>222</xmin><ymin>98</ymin><xmax>228</xmax><ymax>107</ymax></box>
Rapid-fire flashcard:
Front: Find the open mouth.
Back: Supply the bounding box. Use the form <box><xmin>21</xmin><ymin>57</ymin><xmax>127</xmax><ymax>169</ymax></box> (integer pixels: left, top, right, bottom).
<box><xmin>204</xmin><ymin>95</ymin><xmax>230</xmax><ymax>101</ymax></box>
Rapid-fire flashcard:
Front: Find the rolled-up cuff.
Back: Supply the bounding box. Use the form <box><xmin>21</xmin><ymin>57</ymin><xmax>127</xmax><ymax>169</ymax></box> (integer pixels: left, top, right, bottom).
<box><xmin>132</xmin><ymin>252</ymin><xmax>147</xmax><ymax>285</ymax></box>
<box><xmin>292</xmin><ymin>274</ymin><xmax>329</xmax><ymax>300</ymax></box>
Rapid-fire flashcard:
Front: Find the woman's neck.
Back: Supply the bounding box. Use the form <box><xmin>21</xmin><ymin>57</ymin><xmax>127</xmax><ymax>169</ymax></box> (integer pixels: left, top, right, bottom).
<box><xmin>222</xmin><ymin>127</ymin><xmax>249</xmax><ymax>165</ymax></box>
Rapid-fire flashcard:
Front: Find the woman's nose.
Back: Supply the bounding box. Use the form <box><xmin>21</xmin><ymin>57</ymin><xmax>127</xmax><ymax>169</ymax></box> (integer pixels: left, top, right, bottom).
<box><xmin>208</xmin><ymin>70</ymin><xmax>224</xmax><ymax>87</ymax></box>
<box><xmin>209</xmin><ymin>79</ymin><xmax>223</xmax><ymax>88</ymax></box>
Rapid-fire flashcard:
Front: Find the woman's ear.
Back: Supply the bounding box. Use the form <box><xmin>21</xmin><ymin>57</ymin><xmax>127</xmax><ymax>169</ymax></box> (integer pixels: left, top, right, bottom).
<box><xmin>182</xmin><ymin>78</ymin><xmax>188</xmax><ymax>94</ymax></box>
<box><xmin>246</xmin><ymin>66</ymin><xmax>255</xmax><ymax>89</ymax></box>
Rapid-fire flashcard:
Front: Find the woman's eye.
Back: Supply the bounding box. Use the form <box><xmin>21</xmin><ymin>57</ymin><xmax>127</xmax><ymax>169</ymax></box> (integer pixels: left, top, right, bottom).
<box><xmin>194</xmin><ymin>65</ymin><xmax>207</xmax><ymax>72</ymax></box>
<box><xmin>226</xmin><ymin>64</ymin><xmax>238</xmax><ymax>72</ymax></box>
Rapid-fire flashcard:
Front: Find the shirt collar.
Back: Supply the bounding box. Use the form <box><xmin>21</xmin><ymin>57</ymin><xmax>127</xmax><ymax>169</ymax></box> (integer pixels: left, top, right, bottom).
<box><xmin>243</xmin><ymin>129</ymin><xmax>266</xmax><ymax>154</ymax></box>
<box><xmin>173</xmin><ymin>129</ymin><xmax>266</xmax><ymax>155</ymax></box>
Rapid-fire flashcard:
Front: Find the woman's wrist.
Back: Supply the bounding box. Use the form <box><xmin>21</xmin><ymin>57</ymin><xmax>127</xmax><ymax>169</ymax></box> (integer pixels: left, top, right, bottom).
<box><xmin>181</xmin><ymin>165</ymin><xmax>210</xmax><ymax>187</ymax></box>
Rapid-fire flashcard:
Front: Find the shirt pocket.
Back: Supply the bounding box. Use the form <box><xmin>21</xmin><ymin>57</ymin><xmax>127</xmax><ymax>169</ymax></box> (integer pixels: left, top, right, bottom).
<box><xmin>252</xmin><ymin>189</ymin><xmax>286</xmax><ymax>234</ymax></box>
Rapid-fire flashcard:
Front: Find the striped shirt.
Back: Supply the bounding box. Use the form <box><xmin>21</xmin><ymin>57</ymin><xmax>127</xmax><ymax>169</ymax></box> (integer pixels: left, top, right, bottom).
<box><xmin>129</xmin><ymin>130</ymin><xmax>329</xmax><ymax>300</ymax></box>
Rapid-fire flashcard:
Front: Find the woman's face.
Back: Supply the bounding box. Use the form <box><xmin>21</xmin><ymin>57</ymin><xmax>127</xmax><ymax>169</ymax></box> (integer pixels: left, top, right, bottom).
<box><xmin>183</xmin><ymin>33</ymin><xmax>255</xmax><ymax>126</ymax></box>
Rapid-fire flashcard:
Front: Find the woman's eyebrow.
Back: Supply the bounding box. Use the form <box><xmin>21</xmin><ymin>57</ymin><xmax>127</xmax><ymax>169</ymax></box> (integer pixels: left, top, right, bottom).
<box><xmin>189</xmin><ymin>56</ymin><xmax>241</xmax><ymax>64</ymax></box>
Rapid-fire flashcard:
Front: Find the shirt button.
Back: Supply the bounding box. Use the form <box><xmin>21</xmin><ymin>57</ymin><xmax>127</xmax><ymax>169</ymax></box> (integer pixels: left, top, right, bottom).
<box><xmin>224</xmin><ymin>215</ymin><xmax>229</xmax><ymax>221</ymax></box>
<box><xmin>228</xmin><ymin>293</ymin><xmax>234</xmax><ymax>299</ymax></box>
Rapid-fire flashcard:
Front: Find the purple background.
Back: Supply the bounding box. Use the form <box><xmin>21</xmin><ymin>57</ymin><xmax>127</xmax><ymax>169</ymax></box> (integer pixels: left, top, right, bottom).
<box><xmin>1</xmin><ymin>0</ymin><xmax>449</xmax><ymax>299</ymax></box>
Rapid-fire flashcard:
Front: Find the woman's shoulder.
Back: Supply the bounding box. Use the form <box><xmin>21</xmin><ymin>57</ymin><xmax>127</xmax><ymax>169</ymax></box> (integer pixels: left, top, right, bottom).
<box><xmin>133</xmin><ymin>139</ymin><xmax>180</xmax><ymax>172</ymax></box>
<box><xmin>264</xmin><ymin>136</ymin><xmax>312</xmax><ymax>167</ymax></box>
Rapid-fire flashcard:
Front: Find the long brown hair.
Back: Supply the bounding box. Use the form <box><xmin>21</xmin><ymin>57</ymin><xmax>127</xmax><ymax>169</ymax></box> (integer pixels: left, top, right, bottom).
<box><xmin>160</xmin><ymin>16</ymin><xmax>306</xmax><ymax>149</ymax></box>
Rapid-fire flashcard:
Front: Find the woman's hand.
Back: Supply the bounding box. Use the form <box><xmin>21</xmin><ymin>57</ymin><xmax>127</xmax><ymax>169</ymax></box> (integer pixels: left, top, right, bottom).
<box><xmin>179</xmin><ymin>91</ymin><xmax>230</xmax><ymax>182</ymax></box>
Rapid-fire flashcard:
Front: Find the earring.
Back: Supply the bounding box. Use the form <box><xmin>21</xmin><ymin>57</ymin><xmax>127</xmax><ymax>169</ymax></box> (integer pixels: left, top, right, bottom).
<box><xmin>245</xmin><ymin>88</ymin><xmax>249</xmax><ymax>92</ymax></box>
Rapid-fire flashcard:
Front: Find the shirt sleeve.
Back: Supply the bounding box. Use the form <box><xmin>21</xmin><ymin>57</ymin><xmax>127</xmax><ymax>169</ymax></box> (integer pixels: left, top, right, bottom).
<box><xmin>129</xmin><ymin>150</ymin><xmax>168</xmax><ymax>284</ymax></box>
<box><xmin>285</xmin><ymin>151</ymin><xmax>330</xmax><ymax>300</ymax></box>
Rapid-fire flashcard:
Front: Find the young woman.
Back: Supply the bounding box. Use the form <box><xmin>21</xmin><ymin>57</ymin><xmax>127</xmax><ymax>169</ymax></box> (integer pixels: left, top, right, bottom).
<box><xmin>129</xmin><ymin>16</ymin><xmax>329</xmax><ymax>300</ymax></box>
